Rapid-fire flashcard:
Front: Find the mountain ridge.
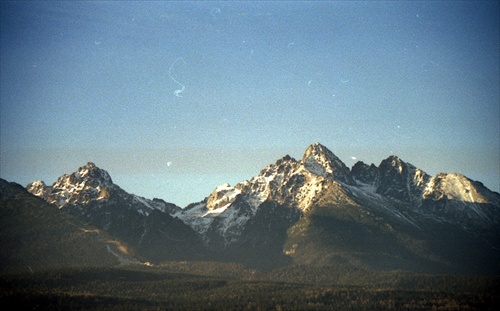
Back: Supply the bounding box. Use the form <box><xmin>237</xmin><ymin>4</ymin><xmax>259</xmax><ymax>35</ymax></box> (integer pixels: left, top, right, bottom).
<box><xmin>25</xmin><ymin>162</ymin><xmax>207</xmax><ymax>263</ymax></box>
<box><xmin>18</xmin><ymin>142</ymin><xmax>500</xmax><ymax>273</ymax></box>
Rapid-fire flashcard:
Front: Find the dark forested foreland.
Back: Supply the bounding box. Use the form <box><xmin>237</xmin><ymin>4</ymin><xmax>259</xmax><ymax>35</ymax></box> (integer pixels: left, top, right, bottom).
<box><xmin>1</xmin><ymin>263</ymin><xmax>499</xmax><ymax>310</ymax></box>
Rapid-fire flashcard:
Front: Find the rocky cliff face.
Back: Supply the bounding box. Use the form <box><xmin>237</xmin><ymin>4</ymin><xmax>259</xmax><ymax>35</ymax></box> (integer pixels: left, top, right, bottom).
<box><xmin>302</xmin><ymin>143</ymin><xmax>356</xmax><ymax>185</ymax></box>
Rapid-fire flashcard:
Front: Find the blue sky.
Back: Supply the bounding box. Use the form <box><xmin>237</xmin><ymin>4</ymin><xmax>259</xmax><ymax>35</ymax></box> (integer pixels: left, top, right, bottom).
<box><xmin>1</xmin><ymin>1</ymin><xmax>499</xmax><ymax>207</ymax></box>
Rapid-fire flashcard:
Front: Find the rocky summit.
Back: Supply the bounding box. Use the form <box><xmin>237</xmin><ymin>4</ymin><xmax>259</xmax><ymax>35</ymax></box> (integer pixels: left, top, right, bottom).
<box><xmin>26</xmin><ymin>162</ymin><xmax>206</xmax><ymax>263</ymax></box>
<box><xmin>21</xmin><ymin>143</ymin><xmax>500</xmax><ymax>274</ymax></box>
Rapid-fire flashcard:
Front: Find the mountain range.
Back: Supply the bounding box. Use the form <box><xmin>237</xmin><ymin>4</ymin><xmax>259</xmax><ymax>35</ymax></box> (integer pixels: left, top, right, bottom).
<box><xmin>2</xmin><ymin>142</ymin><xmax>499</xmax><ymax>275</ymax></box>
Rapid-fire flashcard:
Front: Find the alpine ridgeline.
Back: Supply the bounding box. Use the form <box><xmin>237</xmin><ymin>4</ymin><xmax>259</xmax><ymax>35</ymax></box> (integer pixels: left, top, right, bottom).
<box><xmin>25</xmin><ymin>143</ymin><xmax>500</xmax><ymax>274</ymax></box>
<box><xmin>26</xmin><ymin>163</ymin><xmax>206</xmax><ymax>263</ymax></box>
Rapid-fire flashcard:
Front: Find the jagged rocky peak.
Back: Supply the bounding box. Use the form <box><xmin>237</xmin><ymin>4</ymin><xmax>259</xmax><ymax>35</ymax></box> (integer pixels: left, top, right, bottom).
<box><xmin>420</xmin><ymin>172</ymin><xmax>500</xmax><ymax>225</ymax></box>
<box><xmin>423</xmin><ymin>172</ymin><xmax>497</xmax><ymax>204</ymax></box>
<box><xmin>351</xmin><ymin>161</ymin><xmax>378</xmax><ymax>185</ymax></box>
<box><xmin>50</xmin><ymin>162</ymin><xmax>114</xmax><ymax>196</ymax></box>
<box><xmin>75</xmin><ymin>162</ymin><xmax>113</xmax><ymax>185</ymax></box>
<box><xmin>376</xmin><ymin>156</ymin><xmax>430</xmax><ymax>203</ymax></box>
<box><xmin>26</xmin><ymin>162</ymin><xmax>117</xmax><ymax>208</ymax></box>
<box><xmin>26</xmin><ymin>180</ymin><xmax>51</xmax><ymax>199</ymax></box>
<box><xmin>378</xmin><ymin>156</ymin><xmax>429</xmax><ymax>186</ymax></box>
<box><xmin>245</xmin><ymin>155</ymin><xmax>302</xmax><ymax>200</ymax></box>
<box><xmin>301</xmin><ymin>142</ymin><xmax>355</xmax><ymax>185</ymax></box>
<box><xmin>385</xmin><ymin>155</ymin><xmax>404</xmax><ymax>172</ymax></box>
<box><xmin>206</xmin><ymin>183</ymin><xmax>241</xmax><ymax>210</ymax></box>
<box><xmin>257</xmin><ymin>155</ymin><xmax>300</xmax><ymax>180</ymax></box>
<box><xmin>26</xmin><ymin>162</ymin><xmax>183</xmax><ymax>216</ymax></box>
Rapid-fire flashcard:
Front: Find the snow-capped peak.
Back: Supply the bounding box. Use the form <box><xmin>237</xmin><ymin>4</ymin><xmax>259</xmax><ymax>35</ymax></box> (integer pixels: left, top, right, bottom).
<box><xmin>26</xmin><ymin>162</ymin><xmax>180</xmax><ymax>216</ymax></box>
<box><xmin>206</xmin><ymin>183</ymin><xmax>242</xmax><ymax>210</ymax></box>
<box><xmin>423</xmin><ymin>173</ymin><xmax>494</xmax><ymax>205</ymax></box>
<box><xmin>26</xmin><ymin>180</ymin><xmax>51</xmax><ymax>199</ymax></box>
<box><xmin>75</xmin><ymin>162</ymin><xmax>113</xmax><ymax>184</ymax></box>
<box><xmin>301</xmin><ymin>142</ymin><xmax>355</xmax><ymax>184</ymax></box>
<box><xmin>36</xmin><ymin>162</ymin><xmax>116</xmax><ymax>207</ymax></box>
<box><xmin>174</xmin><ymin>149</ymin><xmax>342</xmax><ymax>245</ymax></box>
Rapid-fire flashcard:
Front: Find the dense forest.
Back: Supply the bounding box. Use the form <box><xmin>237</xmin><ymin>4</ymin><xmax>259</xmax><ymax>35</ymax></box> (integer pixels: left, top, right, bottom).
<box><xmin>1</xmin><ymin>263</ymin><xmax>498</xmax><ymax>310</ymax></box>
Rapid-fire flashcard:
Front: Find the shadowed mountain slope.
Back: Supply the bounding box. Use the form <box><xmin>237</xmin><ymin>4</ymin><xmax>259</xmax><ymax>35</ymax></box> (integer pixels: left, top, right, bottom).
<box><xmin>0</xmin><ymin>179</ymin><xmax>122</xmax><ymax>274</ymax></box>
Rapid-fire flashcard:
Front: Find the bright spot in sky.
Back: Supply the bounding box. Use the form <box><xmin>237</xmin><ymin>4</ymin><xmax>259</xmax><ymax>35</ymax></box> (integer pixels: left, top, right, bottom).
<box><xmin>351</xmin><ymin>157</ymin><xmax>357</xmax><ymax>160</ymax></box>
<box><xmin>167</xmin><ymin>162</ymin><xmax>172</xmax><ymax>167</ymax></box>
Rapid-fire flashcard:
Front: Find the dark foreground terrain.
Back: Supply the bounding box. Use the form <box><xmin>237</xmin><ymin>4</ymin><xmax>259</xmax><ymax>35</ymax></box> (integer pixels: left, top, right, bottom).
<box><xmin>1</xmin><ymin>262</ymin><xmax>499</xmax><ymax>310</ymax></box>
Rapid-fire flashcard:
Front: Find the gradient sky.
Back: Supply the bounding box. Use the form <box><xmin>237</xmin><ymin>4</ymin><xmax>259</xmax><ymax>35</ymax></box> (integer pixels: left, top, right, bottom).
<box><xmin>1</xmin><ymin>1</ymin><xmax>499</xmax><ymax>207</ymax></box>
